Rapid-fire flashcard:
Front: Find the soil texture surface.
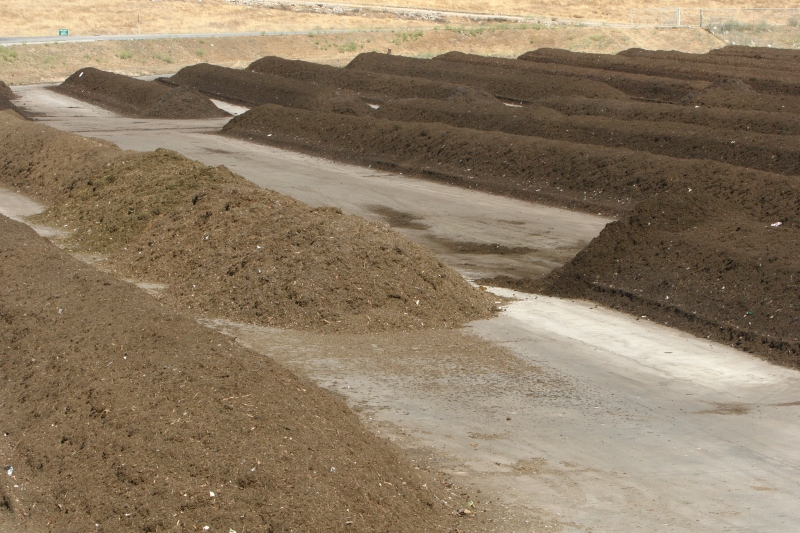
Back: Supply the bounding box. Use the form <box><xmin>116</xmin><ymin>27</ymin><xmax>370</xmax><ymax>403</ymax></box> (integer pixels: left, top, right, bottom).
<box><xmin>434</xmin><ymin>50</ymin><xmax>710</xmax><ymax>103</ymax></box>
<box><xmin>0</xmin><ymin>110</ymin><xmax>495</xmax><ymax>333</ymax></box>
<box><xmin>0</xmin><ymin>215</ymin><xmax>463</xmax><ymax>533</ymax></box>
<box><xmin>52</xmin><ymin>67</ymin><xmax>229</xmax><ymax>119</ymax></box>
<box><xmin>248</xmin><ymin>55</ymin><xmax>497</xmax><ymax>102</ymax></box>
<box><xmin>218</xmin><ymin>48</ymin><xmax>799</xmax><ymax>366</ymax></box>
<box><xmin>0</xmin><ymin>81</ymin><xmax>28</xmax><ymax>119</ymax></box>
<box><xmin>519</xmin><ymin>47</ymin><xmax>800</xmax><ymax>98</ymax></box>
<box><xmin>346</xmin><ymin>51</ymin><xmax>627</xmax><ymax>103</ymax></box>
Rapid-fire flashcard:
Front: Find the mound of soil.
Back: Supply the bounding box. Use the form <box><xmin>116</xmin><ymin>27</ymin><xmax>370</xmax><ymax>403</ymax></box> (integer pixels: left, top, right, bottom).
<box><xmin>0</xmin><ymin>96</ymin><xmax>27</xmax><ymax>120</ymax></box>
<box><xmin>365</xmin><ymin>96</ymin><xmax>800</xmax><ymax>175</ymax></box>
<box><xmin>0</xmin><ymin>80</ymin><xmax>14</xmax><ymax>100</ymax></box>
<box><xmin>222</xmin><ymin>103</ymin><xmax>800</xmax><ymax>219</ymax></box>
<box><xmin>541</xmin><ymin>190</ymin><xmax>800</xmax><ymax>367</ymax></box>
<box><xmin>539</xmin><ymin>96</ymin><xmax>800</xmax><ymax>136</ymax></box>
<box><xmin>346</xmin><ymin>52</ymin><xmax>627</xmax><ymax>103</ymax></box>
<box><xmin>248</xmin><ymin>55</ymin><xmax>498</xmax><ymax>103</ymax></box>
<box><xmin>53</xmin><ymin>67</ymin><xmax>228</xmax><ymax>119</ymax></box>
<box><xmin>0</xmin><ymin>83</ymin><xmax>28</xmax><ymax>119</ymax></box>
<box><xmin>708</xmin><ymin>45</ymin><xmax>800</xmax><ymax>61</ymax></box>
<box><xmin>163</xmin><ymin>63</ymin><xmax>370</xmax><ymax>113</ymax></box>
<box><xmin>618</xmin><ymin>47</ymin><xmax>799</xmax><ymax>71</ymax></box>
<box><xmin>434</xmin><ymin>51</ymin><xmax>708</xmax><ymax>104</ymax></box>
<box><xmin>0</xmin><ymin>215</ymin><xmax>457</xmax><ymax>533</ymax></box>
<box><xmin>519</xmin><ymin>48</ymin><xmax>800</xmax><ymax>99</ymax></box>
<box><xmin>681</xmin><ymin>83</ymin><xmax>800</xmax><ymax>114</ymax></box>
<box><xmin>0</xmin><ymin>112</ymin><xmax>494</xmax><ymax>333</ymax></box>
<box><xmin>222</xmin><ymin>89</ymin><xmax>800</xmax><ymax>366</ymax></box>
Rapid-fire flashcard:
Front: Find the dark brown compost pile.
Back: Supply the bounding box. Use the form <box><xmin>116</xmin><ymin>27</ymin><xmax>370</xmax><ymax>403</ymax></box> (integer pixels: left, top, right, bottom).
<box><xmin>52</xmin><ymin>67</ymin><xmax>229</xmax><ymax>118</ymax></box>
<box><xmin>216</xmin><ymin>48</ymin><xmax>799</xmax><ymax>366</ymax></box>
<box><xmin>0</xmin><ymin>215</ymin><xmax>458</xmax><ymax>533</ymax></box>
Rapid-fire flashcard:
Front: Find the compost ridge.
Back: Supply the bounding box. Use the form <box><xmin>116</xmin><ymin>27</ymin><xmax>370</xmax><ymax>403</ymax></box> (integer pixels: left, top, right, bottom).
<box><xmin>345</xmin><ymin>51</ymin><xmax>628</xmax><ymax>102</ymax></box>
<box><xmin>0</xmin><ymin>110</ymin><xmax>495</xmax><ymax>333</ymax></box>
<box><xmin>518</xmin><ymin>48</ymin><xmax>800</xmax><ymax>101</ymax></box>
<box><xmin>53</xmin><ymin>67</ymin><xmax>229</xmax><ymax>119</ymax></box>
<box><xmin>162</xmin><ymin>63</ymin><xmax>375</xmax><ymax>114</ymax></box>
<box><xmin>248</xmin><ymin>55</ymin><xmax>498</xmax><ymax>103</ymax></box>
<box><xmin>0</xmin><ymin>80</ymin><xmax>14</xmax><ymax>100</ymax></box>
<box><xmin>363</xmin><ymin>94</ymin><xmax>800</xmax><ymax>175</ymax></box>
<box><xmin>0</xmin><ymin>215</ymin><xmax>460</xmax><ymax>533</ymax></box>
<box><xmin>433</xmin><ymin>51</ymin><xmax>708</xmax><ymax>104</ymax></box>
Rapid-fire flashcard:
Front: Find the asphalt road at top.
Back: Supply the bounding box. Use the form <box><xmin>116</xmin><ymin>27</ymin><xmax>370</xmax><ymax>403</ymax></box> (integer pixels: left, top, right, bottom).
<box><xmin>6</xmin><ymin>87</ymin><xmax>800</xmax><ymax>533</ymax></box>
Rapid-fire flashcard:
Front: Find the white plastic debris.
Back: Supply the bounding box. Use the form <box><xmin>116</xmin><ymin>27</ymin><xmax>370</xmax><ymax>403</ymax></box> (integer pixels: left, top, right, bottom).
<box><xmin>330</xmin><ymin>467</ymin><xmax>336</xmax><ymax>473</ymax></box>
<box><xmin>209</xmin><ymin>491</ymin><xmax>216</xmax><ymax>497</ymax></box>
<box><xmin>5</xmin><ymin>466</ymin><xmax>12</xmax><ymax>476</ymax></box>
<box><xmin>79</xmin><ymin>72</ymin><xmax>84</xmax><ymax>77</ymax></box>
<box><xmin>368</xmin><ymin>104</ymin><xmax>380</xmax><ymax>109</ymax></box>
<box><xmin>771</xmin><ymin>221</ymin><xmax>783</xmax><ymax>227</ymax></box>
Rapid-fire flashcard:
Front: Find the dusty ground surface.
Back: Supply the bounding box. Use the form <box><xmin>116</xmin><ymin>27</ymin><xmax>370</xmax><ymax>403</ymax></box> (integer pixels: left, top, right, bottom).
<box><xmin>207</xmin><ymin>289</ymin><xmax>800</xmax><ymax>533</ymax></box>
<box><xmin>53</xmin><ymin>67</ymin><xmax>228</xmax><ymax>119</ymax></box>
<box><xmin>0</xmin><ymin>26</ymin><xmax>722</xmax><ymax>85</ymax></box>
<box><xmin>0</xmin><ymin>215</ymin><xmax>468</xmax><ymax>533</ymax></box>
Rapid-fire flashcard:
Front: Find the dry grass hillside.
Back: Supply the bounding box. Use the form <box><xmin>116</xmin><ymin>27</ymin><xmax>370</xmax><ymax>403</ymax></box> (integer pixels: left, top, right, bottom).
<box><xmin>0</xmin><ymin>27</ymin><xmax>722</xmax><ymax>85</ymax></box>
<box><xmin>2</xmin><ymin>0</ymin><xmax>800</xmax><ymax>37</ymax></box>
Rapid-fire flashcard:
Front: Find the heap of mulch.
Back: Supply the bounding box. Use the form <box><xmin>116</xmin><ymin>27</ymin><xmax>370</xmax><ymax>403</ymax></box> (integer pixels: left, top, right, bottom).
<box><xmin>248</xmin><ymin>55</ymin><xmax>497</xmax><ymax>102</ymax></box>
<box><xmin>0</xmin><ymin>215</ymin><xmax>458</xmax><ymax>533</ymax></box>
<box><xmin>52</xmin><ymin>67</ymin><xmax>229</xmax><ymax>119</ymax></box>
<box><xmin>519</xmin><ymin>48</ymin><xmax>800</xmax><ymax>99</ymax></box>
<box><xmin>162</xmin><ymin>63</ymin><xmax>371</xmax><ymax>113</ymax></box>
<box><xmin>680</xmin><ymin>79</ymin><xmax>800</xmax><ymax>114</ymax></box>
<box><xmin>0</xmin><ymin>112</ymin><xmax>495</xmax><ymax>333</ymax></box>
<box><xmin>540</xmin><ymin>190</ymin><xmax>800</xmax><ymax>367</ymax></box>
<box><xmin>221</xmin><ymin>83</ymin><xmax>800</xmax><ymax>365</ymax></box>
<box><xmin>345</xmin><ymin>52</ymin><xmax>627</xmax><ymax>102</ymax></box>
<box><xmin>708</xmin><ymin>45</ymin><xmax>800</xmax><ymax>61</ymax></box>
<box><xmin>433</xmin><ymin>51</ymin><xmax>708</xmax><ymax>104</ymax></box>
<box><xmin>364</xmin><ymin>95</ymin><xmax>800</xmax><ymax>175</ymax></box>
<box><xmin>617</xmin><ymin>47</ymin><xmax>798</xmax><ymax>71</ymax></box>
<box><xmin>0</xmin><ymin>80</ymin><xmax>14</xmax><ymax>100</ymax></box>
<box><xmin>221</xmin><ymin>103</ymin><xmax>799</xmax><ymax>217</ymax></box>
<box><xmin>0</xmin><ymin>82</ymin><xmax>28</xmax><ymax>119</ymax></box>
<box><xmin>538</xmin><ymin>95</ymin><xmax>800</xmax><ymax>136</ymax></box>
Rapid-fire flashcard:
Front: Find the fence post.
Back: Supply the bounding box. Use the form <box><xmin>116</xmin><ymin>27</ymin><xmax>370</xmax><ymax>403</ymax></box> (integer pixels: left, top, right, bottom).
<box><xmin>700</xmin><ymin>9</ymin><xmax>704</xmax><ymax>27</ymax></box>
<box><xmin>629</xmin><ymin>9</ymin><xmax>632</xmax><ymax>26</ymax></box>
<box><xmin>677</xmin><ymin>7</ymin><xmax>681</xmax><ymax>26</ymax></box>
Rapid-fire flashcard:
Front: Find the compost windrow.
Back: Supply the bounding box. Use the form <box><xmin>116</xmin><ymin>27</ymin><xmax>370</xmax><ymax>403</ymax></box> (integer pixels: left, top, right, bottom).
<box><xmin>53</xmin><ymin>67</ymin><xmax>229</xmax><ymax>119</ymax></box>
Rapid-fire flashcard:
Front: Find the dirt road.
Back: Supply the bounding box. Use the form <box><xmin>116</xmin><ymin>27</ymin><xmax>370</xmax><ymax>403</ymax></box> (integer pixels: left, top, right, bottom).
<box><xmin>6</xmin><ymin>86</ymin><xmax>800</xmax><ymax>532</ymax></box>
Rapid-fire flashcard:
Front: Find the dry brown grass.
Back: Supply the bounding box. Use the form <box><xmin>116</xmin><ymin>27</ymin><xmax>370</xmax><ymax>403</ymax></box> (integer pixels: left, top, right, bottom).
<box><xmin>1</xmin><ymin>0</ymin><xmax>798</xmax><ymax>36</ymax></box>
<box><xmin>0</xmin><ymin>0</ymin><xmax>434</xmax><ymax>38</ymax></box>
<box><xmin>0</xmin><ymin>26</ymin><xmax>722</xmax><ymax>85</ymax></box>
